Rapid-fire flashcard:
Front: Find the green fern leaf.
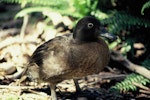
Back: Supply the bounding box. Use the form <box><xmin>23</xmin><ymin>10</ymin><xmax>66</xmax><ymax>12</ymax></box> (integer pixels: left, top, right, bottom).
<box><xmin>100</xmin><ymin>12</ymin><xmax>150</xmax><ymax>34</ymax></box>
<box><xmin>111</xmin><ymin>73</ymin><xmax>150</xmax><ymax>92</ymax></box>
<box><xmin>141</xmin><ymin>0</ymin><xmax>150</xmax><ymax>15</ymax></box>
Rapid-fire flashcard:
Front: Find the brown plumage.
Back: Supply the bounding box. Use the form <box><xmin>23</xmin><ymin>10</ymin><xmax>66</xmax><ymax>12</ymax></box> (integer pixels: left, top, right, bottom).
<box><xmin>25</xmin><ymin>16</ymin><xmax>116</xmax><ymax>100</ymax></box>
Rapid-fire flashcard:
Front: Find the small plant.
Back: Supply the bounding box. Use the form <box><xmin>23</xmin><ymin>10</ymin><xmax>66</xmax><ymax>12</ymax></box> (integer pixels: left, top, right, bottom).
<box><xmin>141</xmin><ymin>0</ymin><xmax>150</xmax><ymax>15</ymax></box>
<box><xmin>111</xmin><ymin>73</ymin><xmax>150</xmax><ymax>92</ymax></box>
<box><xmin>99</xmin><ymin>12</ymin><xmax>150</xmax><ymax>34</ymax></box>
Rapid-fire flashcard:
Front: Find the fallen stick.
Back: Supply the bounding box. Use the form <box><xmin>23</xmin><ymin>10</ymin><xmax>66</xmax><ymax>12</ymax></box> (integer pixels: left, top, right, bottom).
<box><xmin>0</xmin><ymin>63</ymin><xmax>17</xmax><ymax>75</ymax></box>
<box><xmin>139</xmin><ymin>89</ymin><xmax>150</xmax><ymax>94</ymax></box>
<box><xmin>99</xmin><ymin>74</ymin><xmax>126</xmax><ymax>80</ymax></box>
<box><xmin>0</xmin><ymin>84</ymin><xmax>47</xmax><ymax>90</ymax></box>
<box><xmin>0</xmin><ymin>67</ymin><xmax>24</xmax><ymax>80</ymax></box>
<box><xmin>0</xmin><ymin>36</ymin><xmax>37</xmax><ymax>50</ymax></box>
<box><xmin>0</xmin><ymin>28</ymin><xmax>20</xmax><ymax>38</ymax></box>
<box><xmin>111</xmin><ymin>51</ymin><xmax>150</xmax><ymax>80</ymax></box>
<box><xmin>132</xmin><ymin>82</ymin><xmax>150</xmax><ymax>91</ymax></box>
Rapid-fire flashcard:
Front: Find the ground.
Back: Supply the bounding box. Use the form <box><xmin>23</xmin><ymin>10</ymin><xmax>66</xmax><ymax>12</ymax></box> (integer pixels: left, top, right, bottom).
<box><xmin>0</xmin><ymin>3</ymin><xmax>150</xmax><ymax>100</ymax></box>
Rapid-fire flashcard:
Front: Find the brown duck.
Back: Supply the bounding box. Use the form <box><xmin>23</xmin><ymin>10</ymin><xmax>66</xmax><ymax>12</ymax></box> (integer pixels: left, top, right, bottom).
<box><xmin>24</xmin><ymin>16</ymin><xmax>116</xmax><ymax>100</ymax></box>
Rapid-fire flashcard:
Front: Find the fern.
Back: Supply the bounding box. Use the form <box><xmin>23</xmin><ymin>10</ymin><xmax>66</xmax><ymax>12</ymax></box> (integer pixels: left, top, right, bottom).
<box><xmin>1</xmin><ymin>0</ymin><xmax>99</xmax><ymax>18</ymax></box>
<box><xmin>3</xmin><ymin>0</ymin><xmax>150</xmax><ymax>30</ymax></box>
<box><xmin>111</xmin><ymin>73</ymin><xmax>150</xmax><ymax>92</ymax></box>
<box><xmin>141</xmin><ymin>0</ymin><xmax>150</xmax><ymax>15</ymax></box>
<box><xmin>1</xmin><ymin>0</ymin><xmax>68</xmax><ymax>6</ymax></box>
<box><xmin>15</xmin><ymin>6</ymin><xmax>71</xmax><ymax>18</ymax></box>
<box><xmin>111</xmin><ymin>58</ymin><xmax>150</xmax><ymax>92</ymax></box>
<box><xmin>99</xmin><ymin>12</ymin><xmax>150</xmax><ymax>34</ymax></box>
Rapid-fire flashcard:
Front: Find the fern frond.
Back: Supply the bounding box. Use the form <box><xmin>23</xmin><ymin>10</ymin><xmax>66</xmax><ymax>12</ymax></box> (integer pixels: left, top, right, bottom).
<box><xmin>1</xmin><ymin>0</ymin><xmax>69</xmax><ymax>6</ymax></box>
<box><xmin>99</xmin><ymin>12</ymin><xmax>150</xmax><ymax>34</ymax></box>
<box><xmin>1</xmin><ymin>0</ymin><xmax>99</xmax><ymax>18</ymax></box>
<box><xmin>91</xmin><ymin>10</ymin><xmax>109</xmax><ymax>20</ymax></box>
<box><xmin>15</xmin><ymin>6</ymin><xmax>85</xmax><ymax>19</ymax></box>
<box><xmin>141</xmin><ymin>0</ymin><xmax>150</xmax><ymax>15</ymax></box>
<box><xmin>13</xmin><ymin>0</ymin><xmax>100</xmax><ymax>19</ymax></box>
<box><xmin>111</xmin><ymin>73</ymin><xmax>150</xmax><ymax>92</ymax></box>
<box><xmin>15</xmin><ymin>7</ymin><xmax>52</xmax><ymax>18</ymax></box>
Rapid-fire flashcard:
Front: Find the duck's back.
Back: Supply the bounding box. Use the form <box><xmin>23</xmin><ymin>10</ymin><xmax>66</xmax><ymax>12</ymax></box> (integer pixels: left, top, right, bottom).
<box><xmin>27</xmin><ymin>34</ymin><xmax>109</xmax><ymax>83</ymax></box>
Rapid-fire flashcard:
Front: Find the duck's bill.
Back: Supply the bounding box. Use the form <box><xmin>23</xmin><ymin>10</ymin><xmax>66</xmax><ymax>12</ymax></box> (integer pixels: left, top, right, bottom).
<box><xmin>100</xmin><ymin>27</ymin><xmax>117</xmax><ymax>41</ymax></box>
<box><xmin>100</xmin><ymin>32</ymin><xmax>117</xmax><ymax>41</ymax></box>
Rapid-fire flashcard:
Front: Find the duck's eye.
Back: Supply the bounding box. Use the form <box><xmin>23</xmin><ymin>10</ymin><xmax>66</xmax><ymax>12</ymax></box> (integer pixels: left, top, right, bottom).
<box><xmin>87</xmin><ymin>23</ymin><xmax>94</xmax><ymax>28</ymax></box>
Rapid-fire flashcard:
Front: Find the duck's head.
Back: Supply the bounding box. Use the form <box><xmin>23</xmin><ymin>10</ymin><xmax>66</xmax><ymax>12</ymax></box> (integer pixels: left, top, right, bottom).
<box><xmin>73</xmin><ymin>16</ymin><xmax>117</xmax><ymax>42</ymax></box>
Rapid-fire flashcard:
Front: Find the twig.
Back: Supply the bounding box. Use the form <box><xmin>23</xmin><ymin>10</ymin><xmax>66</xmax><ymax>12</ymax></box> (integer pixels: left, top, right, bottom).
<box><xmin>20</xmin><ymin>14</ymin><xmax>29</xmax><ymax>40</ymax></box>
<box><xmin>3</xmin><ymin>68</ymin><xmax>24</xmax><ymax>79</ymax></box>
<box><xmin>91</xmin><ymin>74</ymin><xmax>127</xmax><ymax>80</ymax></box>
<box><xmin>27</xmin><ymin>89</ymin><xmax>49</xmax><ymax>96</ymax></box>
<box><xmin>100</xmin><ymin>74</ymin><xmax>127</xmax><ymax>80</ymax></box>
<box><xmin>0</xmin><ymin>28</ymin><xmax>20</xmax><ymax>38</ymax></box>
<box><xmin>0</xmin><ymin>85</ymin><xmax>47</xmax><ymax>90</ymax></box>
<box><xmin>139</xmin><ymin>89</ymin><xmax>150</xmax><ymax>94</ymax></box>
<box><xmin>0</xmin><ymin>36</ymin><xmax>37</xmax><ymax>50</ymax></box>
<box><xmin>111</xmin><ymin>51</ymin><xmax>150</xmax><ymax>80</ymax></box>
<box><xmin>20</xmin><ymin>14</ymin><xmax>29</xmax><ymax>53</ymax></box>
<box><xmin>106</xmin><ymin>66</ymin><xmax>115</xmax><ymax>73</ymax></box>
<box><xmin>132</xmin><ymin>82</ymin><xmax>150</xmax><ymax>91</ymax></box>
<box><xmin>0</xmin><ymin>63</ymin><xmax>17</xmax><ymax>75</ymax></box>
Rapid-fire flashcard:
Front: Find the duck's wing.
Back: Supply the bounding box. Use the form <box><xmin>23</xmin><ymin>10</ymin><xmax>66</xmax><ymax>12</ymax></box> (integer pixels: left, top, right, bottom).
<box><xmin>26</xmin><ymin>34</ymin><xmax>73</xmax><ymax>82</ymax></box>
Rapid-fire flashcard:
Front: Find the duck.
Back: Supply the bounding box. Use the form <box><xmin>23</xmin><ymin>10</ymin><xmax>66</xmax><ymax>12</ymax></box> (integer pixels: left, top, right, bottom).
<box><xmin>25</xmin><ymin>16</ymin><xmax>116</xmax><ymax>100</ymax></box>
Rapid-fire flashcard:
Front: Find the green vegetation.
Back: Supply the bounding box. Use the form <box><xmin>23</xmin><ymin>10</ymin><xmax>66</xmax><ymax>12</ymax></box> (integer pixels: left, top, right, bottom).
<box><xmin>141</xmin><ymin>0</ymin><xmax>150</xmax><ymax>15</ymax></box>
<box><xmin>111</xmin><ymin>73</ymin><xmax>150</xmax><ymax>92</ymax></box>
